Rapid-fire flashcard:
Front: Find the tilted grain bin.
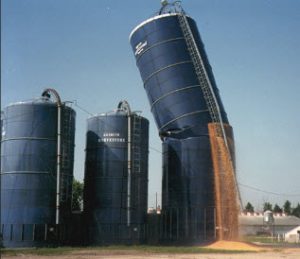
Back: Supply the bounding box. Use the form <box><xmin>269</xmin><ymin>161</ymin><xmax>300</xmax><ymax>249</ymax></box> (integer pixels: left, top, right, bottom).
<box><xmin>129</xmin><ymin>7</ymin><xmax>228</xmax><ymax>139</ymax></box>
<box><xmin>130</xmin><ymin>2</ymin><xmax>239</xmax><ymax>242</ymax></box>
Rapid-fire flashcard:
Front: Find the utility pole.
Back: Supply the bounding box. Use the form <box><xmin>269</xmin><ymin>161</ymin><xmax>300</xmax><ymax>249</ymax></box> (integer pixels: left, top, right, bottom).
<box><xmin>155</xmin><ymin>192</ymin><xmax>158</xmax><ymax>211</ymax></box>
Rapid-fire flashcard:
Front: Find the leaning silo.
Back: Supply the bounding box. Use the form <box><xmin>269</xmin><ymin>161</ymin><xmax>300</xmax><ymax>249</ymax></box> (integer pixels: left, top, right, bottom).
<box><xmin>129</xmin><ymin>5</ymin><xmax>228</xmax><ymax>139</ymax></box>
<box><xmin>84</xmin><ymin>101</ymin><xmax>149</xmax><ymax>245</ymax></box>
<box><xmin>0</xmin><ymin>89</ymin><xmax>76</xmax><ymax>247</ymax></box>
<box><xmin>130</xmin><ymin>2</ymin><xmax>239</xmax><ymax>242</ymax></box>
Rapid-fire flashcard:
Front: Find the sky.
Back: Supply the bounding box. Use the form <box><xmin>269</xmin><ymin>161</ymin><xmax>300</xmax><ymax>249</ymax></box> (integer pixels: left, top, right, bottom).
<box><xmin>2</xmin><ymin>0</ymin><xmax>300</xmax><ymax>211</ymax></box>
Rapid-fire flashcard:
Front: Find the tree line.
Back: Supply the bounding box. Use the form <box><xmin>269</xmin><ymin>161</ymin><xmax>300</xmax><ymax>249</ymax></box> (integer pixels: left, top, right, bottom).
<box><xmin>71</xmin><ymin>179</ymin><xmax>300</xmax><ymax>219</ymax></box>
<box><xmin>72</xmin><ymin>179</ymin><xmax>84</xmax><ymax>211</ymax></box>
<box><xmin>244</xmin><ymin>200</ymin><xmax>300</xmax><ymax>217</ymax></box>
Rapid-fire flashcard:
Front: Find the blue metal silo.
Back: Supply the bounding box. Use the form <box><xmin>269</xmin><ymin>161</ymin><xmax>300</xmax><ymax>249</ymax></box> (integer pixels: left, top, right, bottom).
<box><xmin>84</xmin><ymin>101</ymin><xmax>149</xmax><ymax>245</ymax></box>
<box><xmin>129</xmin><ymin>4</ymin><xmax>228</xmax><ymax>139</ymax></box>
<box><xmin>161</xmin><ymin>137</ymin><xmax>215</xmax><ymax>241</ymax></box>
<box><xmin>130</xmin><ymin>2</ymin><xmax>237</xmax><ymax>242</ymax></box>
<box><xmin>0</xmin><ymin>89</ymin><xmax>76</xmax><ymax>247</ymax></box>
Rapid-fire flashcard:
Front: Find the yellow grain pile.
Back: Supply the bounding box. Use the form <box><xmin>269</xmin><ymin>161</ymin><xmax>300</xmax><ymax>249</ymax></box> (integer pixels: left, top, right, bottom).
<box><xmin>208</xmin><ymin>123</ymin><xmax>239</xmax><ymax>240</ymax></box>
<box><xmin>205</xmin><ymin>241</ymin><xmax>263</xmax><ymax>251</ymax></box>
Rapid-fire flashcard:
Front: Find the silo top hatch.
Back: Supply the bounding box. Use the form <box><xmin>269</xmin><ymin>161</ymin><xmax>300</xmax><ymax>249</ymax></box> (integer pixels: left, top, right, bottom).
<box><xmin>129</xmin><ymin>13</ymin><xmax>178</xmax><ymax>41</ymax></box>
<box><xmin>129</xmin><ymin>0</ymin><xmax>188</xmax><ymax>41</ymax></box>
<box><xmin>89</xmin><ymin>100</ymin><xmax>143</xmax><ymax>119</ymax></box>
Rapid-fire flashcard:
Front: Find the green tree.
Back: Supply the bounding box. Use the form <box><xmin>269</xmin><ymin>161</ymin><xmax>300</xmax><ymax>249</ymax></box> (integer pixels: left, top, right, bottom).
<box><xmin>244</xmin><ymin>202</ymin><xmax>254</xmax><ymax>213</ymax></box>
<box><xmin>72</xmin><ymin>179</ymin><xmax>84</xmax><ymax>211</ymax></box>
<box><xmin>273</xmin><ymin>204</ymin><xmax>283</xmax><ymax>213</ymax></box>
<box><xmin>263</xmin><ymin>202</ymin><xmax>272</xmax><ymax>212</ymax></box>
<box><xmin>291</xmin><ymin>203</ymin><xmax>300</xmax><ymax>218</ymax></box>
<box><xmin>283</xmin><ymin>200</ymin><xmax>292</xmax><ymax>215</ymax></box>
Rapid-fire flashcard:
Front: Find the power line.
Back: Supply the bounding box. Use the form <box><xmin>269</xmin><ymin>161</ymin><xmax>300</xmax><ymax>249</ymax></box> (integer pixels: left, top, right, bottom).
<box><xmin>238</xmin><ymin>182</ymin><xmax>300</xmax><ymax>197</ymax></box>
<box><xmin>73</xmin><ymin>101</ymin><xmax>93</xmax><ymax>116</ymax></box>
<box><xmin>149</xmin><ymin>146</ymin><xmax>162</xmax><ymax>153</ymax></box>
<box><xmin>72</xmin><ymin>101</ymin><xmax>164</xmax><ymax>154</ymax></box>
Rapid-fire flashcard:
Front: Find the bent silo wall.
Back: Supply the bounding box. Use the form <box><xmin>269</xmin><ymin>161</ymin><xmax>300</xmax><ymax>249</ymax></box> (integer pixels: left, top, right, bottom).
<box><xmin>130</xmin><ymin>11</ymin><xmax>235</xmax><ymax>243</ymax></box>
<box><xmin>130</xmin><ymin>13</ymin><xmax>228</xmax><ymax>138</ymax></box>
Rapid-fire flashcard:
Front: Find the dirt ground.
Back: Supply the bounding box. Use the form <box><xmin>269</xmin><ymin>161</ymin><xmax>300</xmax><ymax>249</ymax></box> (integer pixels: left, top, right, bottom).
<box><xmin>2</xmin><ymin>249</ymin><xmax>300</xmax><ymax>259</ymax></box>
<box><xmin>2</xmin><ymin>242</ymin><xmax>300</xmax><ymax>259</ymax></box>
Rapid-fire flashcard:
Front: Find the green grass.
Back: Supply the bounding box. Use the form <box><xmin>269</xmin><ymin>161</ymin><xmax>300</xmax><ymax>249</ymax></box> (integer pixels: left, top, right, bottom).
<box><xmin>242</xmin><ymin>235</ymin><xmax>285</xmax><ymax>244</ymax></box>
<box><xmin>1</xmin><ymin>245</ymin><xmax>256</xmax><ymax>256</ymax></box>
<box><xmin>1</xmin><ymin>247</ymin><xmax>75</xmax><ymax>256</ymax></box>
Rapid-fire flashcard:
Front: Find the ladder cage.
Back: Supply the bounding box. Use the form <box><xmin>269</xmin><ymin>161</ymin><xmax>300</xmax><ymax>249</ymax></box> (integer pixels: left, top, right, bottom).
<box><xmin>177</xmin><ymin>13</ymin><xmax>242</xmax><ymax>210</ymax></box>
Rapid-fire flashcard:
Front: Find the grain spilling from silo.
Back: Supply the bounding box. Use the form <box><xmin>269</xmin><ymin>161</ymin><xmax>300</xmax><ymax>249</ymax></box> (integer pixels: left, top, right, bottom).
<box><xmin>130</xmin><ymin>1</ymin><xmax>241</xmax><ymax>243</ymax></box>
<box><xmin>208</xmin><ymin>123</ymin><xmax>239</xmax><ymax>240</ymax></box>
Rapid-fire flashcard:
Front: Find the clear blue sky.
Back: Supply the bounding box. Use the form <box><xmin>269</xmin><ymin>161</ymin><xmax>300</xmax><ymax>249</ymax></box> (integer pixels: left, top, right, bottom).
<box><xmin>2</xmin><ymin>0</ymin><xmax>300</xmax><ymax>211</ymax></box>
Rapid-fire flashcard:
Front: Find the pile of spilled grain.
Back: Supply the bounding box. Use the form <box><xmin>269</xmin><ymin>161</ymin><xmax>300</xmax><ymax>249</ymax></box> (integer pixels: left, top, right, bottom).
<box><xmin>204</xmin><ymin>241</ymin><xmax>264</xmax><ymax>251</ymax></box>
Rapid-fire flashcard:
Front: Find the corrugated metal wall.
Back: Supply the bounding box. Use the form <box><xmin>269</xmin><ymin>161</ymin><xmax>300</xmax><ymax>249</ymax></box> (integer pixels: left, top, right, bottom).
<box><xmin>83</xmin><ymin>104</ymin><xmax>149</xmax><ymax>244</ymax></box>
<box><xmin>1</xmin><ymin>99</ymin><xmax>75</xmax><ymax>247</ymax></box>
<box><xmin>130</xmin><ymin>11</ymin><xmax>234</xmax><ymax>243</ymax></box>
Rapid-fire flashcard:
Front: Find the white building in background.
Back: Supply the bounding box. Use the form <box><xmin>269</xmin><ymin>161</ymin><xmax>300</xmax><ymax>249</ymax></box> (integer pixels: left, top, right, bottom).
<box><xmin>239</xmin><ymin>212</ymin><xmax>300</xmax><ymax>242</ymax></box>
<box><xmin>284</xmin><ymin>226</ymin><xmax>300</xmax><ymax>243</ymax></box>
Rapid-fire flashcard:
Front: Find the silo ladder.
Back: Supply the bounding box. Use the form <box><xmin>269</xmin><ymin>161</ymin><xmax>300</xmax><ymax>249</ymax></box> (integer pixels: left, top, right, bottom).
<box><xmin>178</xmin><ymin>13</ymin><xmax>243</xmax><ymax>209</ymax></box>
<box><xmin>177</xmin><ymin>14</ymin><xmax>226</xmax><ymax>141</ymax></box>
<box><xmin>132</xmin><ymin>116</ymin><xmax>142</xmax><ymax>173</ymax></box>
